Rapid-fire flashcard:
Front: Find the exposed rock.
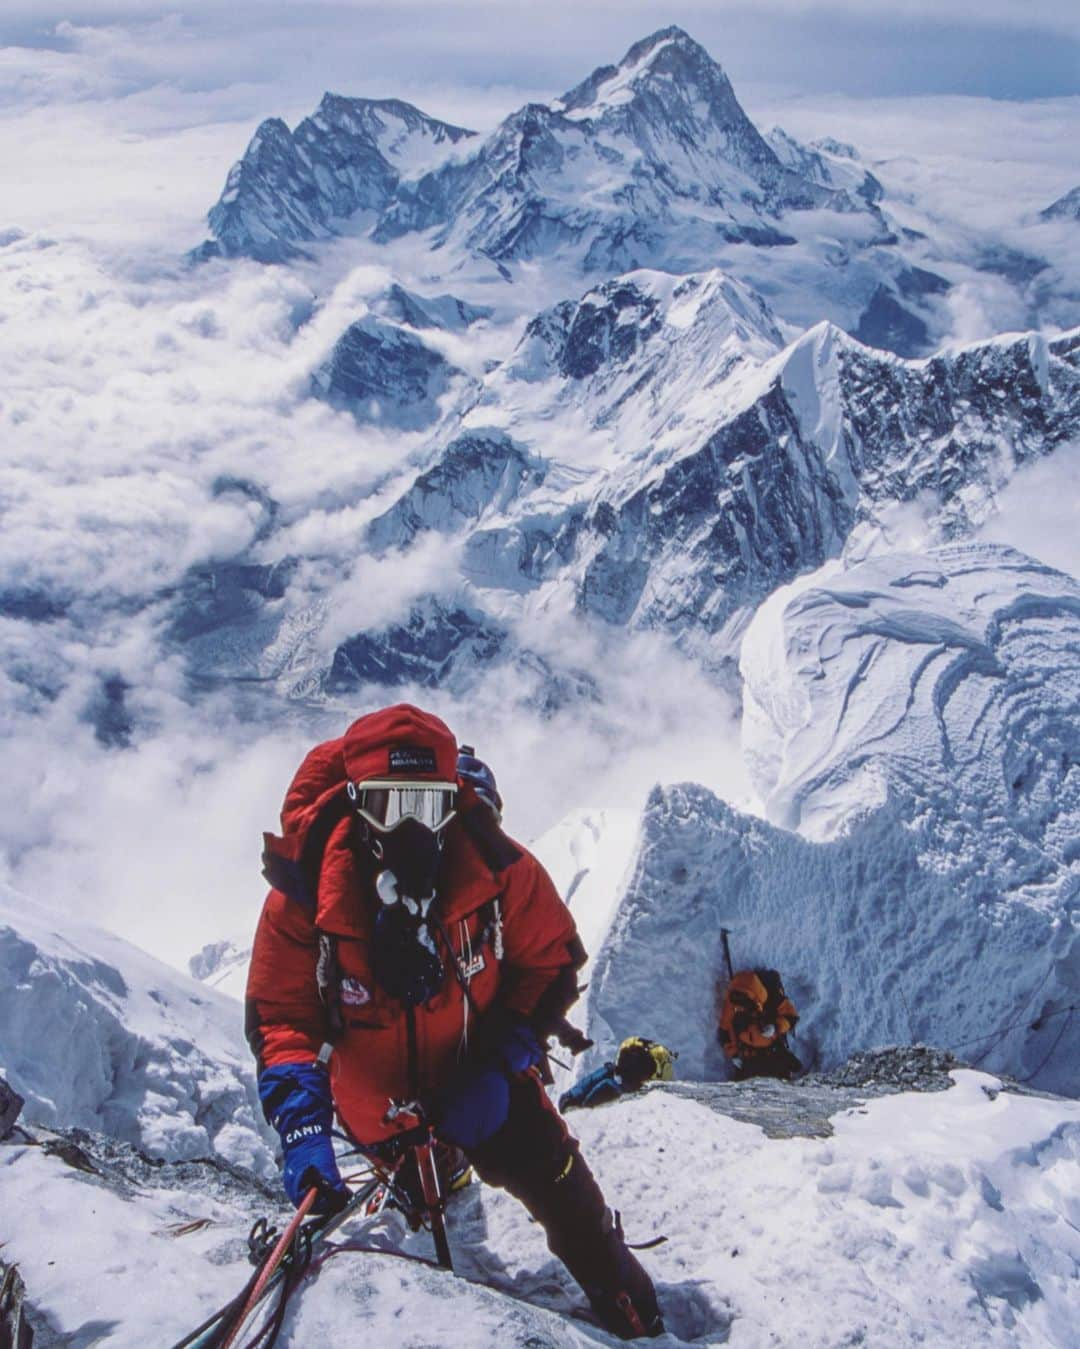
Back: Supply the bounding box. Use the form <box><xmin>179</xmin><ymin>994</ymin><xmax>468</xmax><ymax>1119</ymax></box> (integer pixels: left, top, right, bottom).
<box><xmin>1040</xmin><ymin>185</ymin><xmax>1080</xmax><ymax>222</ymax></box>
<box><xmin>311</xmin><ymin>315</ymin><xmax>466</xmax><ymax>429</ymax></box>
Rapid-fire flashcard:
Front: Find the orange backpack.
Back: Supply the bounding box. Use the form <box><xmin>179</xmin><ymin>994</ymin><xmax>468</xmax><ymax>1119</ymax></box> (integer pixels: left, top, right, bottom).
<box><xmin>718</xmin><ymin>968</ymin><xmax>799</xmax><ymax>1060</ymax></box>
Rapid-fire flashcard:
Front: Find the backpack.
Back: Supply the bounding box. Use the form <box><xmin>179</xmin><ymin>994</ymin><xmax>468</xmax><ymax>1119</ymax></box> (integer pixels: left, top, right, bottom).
<box><xmin>718</xmin><ymin>969</ymin><xmax>799</xmax><ymax>1061</ymax></box>
<box><xmin>615</xmin><ymin>1037</ymin><xmax>678</xmax><ymax>1089</ymax></box>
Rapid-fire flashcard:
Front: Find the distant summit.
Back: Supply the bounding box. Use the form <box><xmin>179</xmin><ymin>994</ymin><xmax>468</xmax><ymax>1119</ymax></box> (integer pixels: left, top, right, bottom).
<box><xmin>190</xmin><ymin>27</ymin><xmax>944</xmax><ymax>347</ymax></box>
<box><xmin>1040</xmin><ymin>184</ymin><xmax>1080</xmax><ymax>222</ymax></box>
<box><xmin>195</xmin><ymin>34</ymin><xmax>888</xmax><ymax>274</ymax></box>
<box><xmin>554</xmin><ymin>25</ymin><xmax>782</xmax><ymax>188</ymax></box>
<box><xmin>195</xmin><ymin>97</ymin><xmax>475</xmax><ymax>262</ymax></box>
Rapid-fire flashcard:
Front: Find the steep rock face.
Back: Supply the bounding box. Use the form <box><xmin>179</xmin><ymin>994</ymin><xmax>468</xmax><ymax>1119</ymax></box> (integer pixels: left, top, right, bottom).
<box><xmin>373</xmin><ymin>284</ymin><xmax>492</xmax><ymax>332</ymax></box>
<box><xmin>573</xmin><ymin>378</ymin><xmax>853</xmax><ymax>628</ymax></box>
<box><xmin>197</xmin><ymin>96</ymin><xmax>475</xmax><ymax>262</ymax></box>
<box><xmin>766</xmin><ymin>127</ymin><xmax>883</xmax><ymax>205</ymax></box>
<box><xmin>496</xmin><ymin>268</ymin><xmax>782</xmax><ymax>396</ymax></box>
<box><xmin>831</xmin><ymin>328</ymin><xmax>1080</xmax><ymax>527</ymax></box>
<box><xmin>389</xmin><ymin>295</ymin><xmax>1079</xmax><ymax>644</ymax></box>
<box><xmin>366</xmin><ymin>430</ymin><xmax>549</xmax><ymax>552</ymax></box>
<box><xmin>326</xmin><ymin>596</ymin><xmax>506</xmax><ymax>692</ymax></box>
<box><xmin>311</xmin><ymin>315</ymin><xmax>468</xmax><ymax>429</ymax></box>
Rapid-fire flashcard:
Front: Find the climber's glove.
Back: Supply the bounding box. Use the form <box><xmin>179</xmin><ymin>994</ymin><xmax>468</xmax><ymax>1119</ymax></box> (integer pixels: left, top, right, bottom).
<box><xmin>434</xmin><ymin>1017</ymin><xmax>542</xmax><ymax>1150</ymax></box>
<box><xmin>258</xmin><ymin>1063</ymin><xmax>349</xmax><ymax>1214</ymax></box>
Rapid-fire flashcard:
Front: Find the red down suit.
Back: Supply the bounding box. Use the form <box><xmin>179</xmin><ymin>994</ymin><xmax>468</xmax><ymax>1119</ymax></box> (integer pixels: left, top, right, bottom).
<box><xmin>245</xmin><ymin>706</ymin><xmax>582</xmax><ymax>1146</ymax></box>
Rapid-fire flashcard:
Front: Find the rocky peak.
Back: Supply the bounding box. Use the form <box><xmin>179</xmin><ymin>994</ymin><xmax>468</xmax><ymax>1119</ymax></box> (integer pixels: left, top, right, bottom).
<box><xmin>304</xmin><ymin>94</ymin><xmax>475</xmax><ymax>162</ymax></box>
<box><xmin>1040</xmin><ymin>184</ymin><xmax>1080</xmax><ymax>222</ymax></box>
<box><xmin>555</xmin><ymin>26</ymin><xmax>778</xmax><ymax>176</ymax></box>
<box><xmin>198</xmin><ymin>96</ymin><xmax>474</xmax><ymax>262</ymax></box>
<box><xmin>558</xmin><ymin>26</ymin><xmax>723</xmax><ymax>113</ymax></box>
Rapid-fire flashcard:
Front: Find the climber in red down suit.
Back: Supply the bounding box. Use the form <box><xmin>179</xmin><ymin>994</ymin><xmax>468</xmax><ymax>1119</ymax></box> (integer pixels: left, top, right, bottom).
<box><xmin>246</xmin><ymin>703</ymin><xmax>662</xmax><ymax>1338</ymax></box>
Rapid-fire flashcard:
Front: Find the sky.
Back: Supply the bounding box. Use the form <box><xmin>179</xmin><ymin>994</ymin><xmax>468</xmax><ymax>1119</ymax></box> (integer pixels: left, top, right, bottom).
<box><xmin>1</xmin><ymin>3</ymin><xmax>1078</xmax><ymax>966</ymax></box>
<box><xmin>4</xmin><ymin>1</ymin><xmax>1079</xmax><ymax>105</ymax></box>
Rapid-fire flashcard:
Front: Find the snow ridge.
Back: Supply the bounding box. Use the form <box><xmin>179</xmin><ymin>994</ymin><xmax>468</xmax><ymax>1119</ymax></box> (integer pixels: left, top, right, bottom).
<box><xmin>0</xmin><ymin>884</ymin><xmax>272</xmax><ymax>1173</ymax></box>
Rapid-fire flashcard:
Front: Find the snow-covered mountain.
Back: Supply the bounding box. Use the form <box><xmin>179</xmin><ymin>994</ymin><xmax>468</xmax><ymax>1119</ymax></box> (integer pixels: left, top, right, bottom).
<box><xmin>194</xmin><ymin>96</ymin><xmax>476</xmax><ymax>263</ymax></box>
<box><xmin>376</xmin><ymin>26</ymin><xmax>870</xmax><ymax>255</ymax></box>
<box><xmin>196</xmin><ymin>27</ymin><xmax>954</xmax><ymax>351</ymax></box>
<box><xmin>1040</xmin><ymin>185</ymin><xmax>1080</xmax><ymax>222</ymax></box>
<box><xmin>169</xmin><ymin>280</ymin><xmax>1080</xmax><ymax>698</ymax></box>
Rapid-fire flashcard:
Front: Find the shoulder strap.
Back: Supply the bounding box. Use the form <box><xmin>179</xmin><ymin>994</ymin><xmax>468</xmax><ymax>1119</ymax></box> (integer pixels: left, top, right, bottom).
<box><xmin>261</xmin><ymin>787</ymin><xmax>352</xmax><ymax>911</ymax></box>
<box><xmin>316</xmin><ymin>931</ymin><xmax>344</xmax><ymax>1040</ymax></box>
<box><xmin>460</xmin><ymin>804</ymin><xmax>522</xmax><ymax>876</ymax></box>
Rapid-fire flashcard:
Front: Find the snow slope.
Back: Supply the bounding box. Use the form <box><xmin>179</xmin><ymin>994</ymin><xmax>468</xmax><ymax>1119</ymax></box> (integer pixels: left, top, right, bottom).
<box><xmin>4</xmin><ymin>1071</ymin><xmax>1078</xmax><ymax>1346</ymax></box>
<box><xmin>742</xmin><ymin>542</ymin><xmax>1080</xmax><ymax>856</ymax></box>
<box><xmin>0</xmin><ymin>882</ymin><xmax>272</xmax><ymax>1173</ymax></box>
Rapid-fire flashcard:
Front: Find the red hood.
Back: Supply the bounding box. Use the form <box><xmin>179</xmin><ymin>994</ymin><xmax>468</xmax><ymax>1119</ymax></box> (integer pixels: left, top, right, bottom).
<box><xmin>278</xmin><ymin>703</ymin><xmax>457</xmax><ymax>838</ymax></box>
<box><xmin>266</xmin><ymin>705</ymin><xmax>499</xmax><ymax>932</ymax></box>
<box><xmin>343</xmin><ymin>703</ymin><xmax>457</xmax><ymax>787</ymax></box>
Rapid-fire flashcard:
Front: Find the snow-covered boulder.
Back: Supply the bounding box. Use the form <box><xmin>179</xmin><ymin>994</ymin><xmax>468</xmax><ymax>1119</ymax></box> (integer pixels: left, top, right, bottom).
<box><xmin>0</xmin><ymin>883</ymin><xmax>273</xmax><ymax>1173</ymax></box>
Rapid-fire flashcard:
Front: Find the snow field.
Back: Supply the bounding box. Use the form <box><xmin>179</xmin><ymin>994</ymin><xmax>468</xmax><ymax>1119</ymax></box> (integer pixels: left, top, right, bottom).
<box><xmin>560</xmin><ymin>1075</ymin><xmax>1080</xmax><ymax>1347</ymax></box>
<box><xmin>0</xmin><ymin>1143</ymin><xmax>265</xmax><ymax>1346</ymax></box>
<box><xmin>7</xmin><ymin>1069</ymin><xmax>1076</xmax><ymax>1346</ymax></box>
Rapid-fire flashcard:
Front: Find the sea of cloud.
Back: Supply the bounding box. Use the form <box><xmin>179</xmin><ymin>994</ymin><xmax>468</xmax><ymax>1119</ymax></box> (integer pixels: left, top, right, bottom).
<box><xmin>1</xmin><ymin>14</ymin><xmax>1077</xmax><ymax>968</ymax></box>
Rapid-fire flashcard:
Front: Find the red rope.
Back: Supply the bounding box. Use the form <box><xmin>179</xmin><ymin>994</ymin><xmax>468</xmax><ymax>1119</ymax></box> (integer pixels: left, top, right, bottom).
<box><xmin>220</xmin><ymin>1187</ymin><xmax>318</xmax><ymax>1349</ymax></box>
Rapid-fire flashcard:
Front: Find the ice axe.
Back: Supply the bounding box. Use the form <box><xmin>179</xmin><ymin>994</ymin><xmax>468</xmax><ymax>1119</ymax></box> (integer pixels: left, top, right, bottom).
<box><xmin>720</xmin><ymin>927</ymin><xmax>736</xmax><ymax>983</ymax></box>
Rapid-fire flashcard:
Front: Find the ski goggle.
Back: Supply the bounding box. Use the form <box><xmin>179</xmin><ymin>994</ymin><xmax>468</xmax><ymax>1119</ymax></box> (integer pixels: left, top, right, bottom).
<box><xmin>347</xmin><ymin>780</ymin><xmax>457</xmax><ymax>834</ymax></box>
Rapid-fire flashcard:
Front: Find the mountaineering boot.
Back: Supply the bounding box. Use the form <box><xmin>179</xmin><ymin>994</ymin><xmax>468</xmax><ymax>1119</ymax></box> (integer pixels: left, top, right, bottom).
<box><xmin>579</xmin><ymin>1205</ymin><xmax>664</xmax><ymax>1340</ymax></box>
<box><xmin>528</xmin><ymin>1152</ymin><xmax>663</xmax><ymax>1339</ymax></box>
<box><xmin>465</xmin><ymin>1074</ymin><xmax>663</xmax><ymax>1338</ymax></box>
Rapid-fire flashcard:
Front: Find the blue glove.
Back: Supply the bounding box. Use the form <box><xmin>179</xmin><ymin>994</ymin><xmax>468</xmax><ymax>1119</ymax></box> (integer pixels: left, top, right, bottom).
<box><xmin>258</xmin><ymin>1063</ymin><xmax>349</xmax><ymax>1214</ymax></box>
<box><xmin>435</xmin><ymin>1018</ymin><xmax>543</xmax><ymax>1150</ymax></box>
<box><xmin>436</xmin><ymin>1065</ymin><xmax>512</xmax><ymax>1149</ymax></box>
<box><xmin>490</xmin><ymin>1019</ymin><xmax>543</xmax><ymax>1075</ymax></box>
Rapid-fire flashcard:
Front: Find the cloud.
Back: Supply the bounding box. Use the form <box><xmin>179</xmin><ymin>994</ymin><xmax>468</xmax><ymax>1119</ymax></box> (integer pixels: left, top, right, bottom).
<box><xmin>978</xmin><ymin>439</ymin><xmax>1080</xmax><ymax>581</ymax></box>
<box><xmin>1</xmin><ymin>5</ymin><xmax>1077</xmax><ymax>973</ymax></box>
<box><xmin>744</xmin><ymin>88</ymin><xmax>1080</xmax><ymax>340</ymax></box>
